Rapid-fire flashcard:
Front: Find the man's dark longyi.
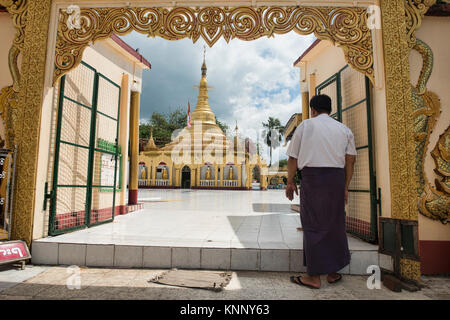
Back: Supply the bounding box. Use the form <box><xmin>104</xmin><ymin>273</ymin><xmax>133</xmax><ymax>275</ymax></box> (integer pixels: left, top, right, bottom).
<box><xmin>300</xmin><ymin>167</ymin><xmax>350</xmax><ymax>275</ymax></box>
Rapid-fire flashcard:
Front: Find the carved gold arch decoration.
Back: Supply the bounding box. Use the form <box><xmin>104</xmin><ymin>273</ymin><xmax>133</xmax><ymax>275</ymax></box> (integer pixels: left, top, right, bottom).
<box><xmin>405</xmin><ymin>0</ymin><xmax>437</xmax><ymax>49</ymax></box>
<box><xmin>0</xmin><ymin>0</ymin><xmax>439</xmax><ymax>282</ymax></box>
<box><xmin>0</xmin><ymin>0</ymin><xmax>53</xmax><ymax>245</ymax></box>
<box><xmin>1</xmin><ymin>0</ymin><xmax>29</xmax><ymax>93</ymax></box>
<box><xmin>0</xmin><ymin>0</ymin><xmax>29</xmax><ymax>149</ymax></box>
<box><xmin>0</xmin><ymin>86</ymin><xmax>18</xmax><ymax>148</ymax></box>
<box><xmin>418</xmin><ymin>125</ymin><xmax>450</xmax><ymax>223</ymax></box>
<box><xmin>54</xmin><ymin>5</ymin><xmax>374</xmax><ymax>85</ymax></box>
<box><xmin>381</xmin><ymin>0</ymin><xmax>438</xmax><ymax>283</ymax></box>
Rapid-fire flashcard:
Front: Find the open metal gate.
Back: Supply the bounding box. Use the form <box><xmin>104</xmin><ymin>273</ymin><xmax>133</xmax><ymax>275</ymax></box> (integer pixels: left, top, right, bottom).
<box><xmin>49</xmin><ymin>61</ymin><xmax>121</xmax><ymax>236</ymax></box>
<box><xmin>316</xmin><ymin>65</ymin><xmax>378</xmax><ymax>243</ymax></box>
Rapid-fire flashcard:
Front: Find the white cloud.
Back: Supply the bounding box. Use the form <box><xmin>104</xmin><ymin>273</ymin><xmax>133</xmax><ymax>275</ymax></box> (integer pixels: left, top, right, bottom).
<box><xmin>122</xmin><ymin>31</ymin><xmax>316</xmax><ymax>162</ymax></box>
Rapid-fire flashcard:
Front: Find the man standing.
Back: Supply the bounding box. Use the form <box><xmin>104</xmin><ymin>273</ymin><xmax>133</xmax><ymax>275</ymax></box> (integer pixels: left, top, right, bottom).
<box><xmin>285</xmin><ymin>94</ymin><xmax>357</xmax><ymax>289</ymax></box>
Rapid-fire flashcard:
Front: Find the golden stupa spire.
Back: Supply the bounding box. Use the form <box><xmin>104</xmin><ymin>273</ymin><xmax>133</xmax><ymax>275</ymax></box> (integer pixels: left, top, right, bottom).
<box><xmin>234</xmin><ymin>120</ymin><xmax>239</xmax><ymax>152</ymax></box>
<box><xmin>144</xmin><ymin>127</ymin><xmax>159</xmax><ymax>151</ymax></box>
<box><xmin>190</xmin><ymin>46</ymin><xmax>216</xmax><ymax>126</ymax></box>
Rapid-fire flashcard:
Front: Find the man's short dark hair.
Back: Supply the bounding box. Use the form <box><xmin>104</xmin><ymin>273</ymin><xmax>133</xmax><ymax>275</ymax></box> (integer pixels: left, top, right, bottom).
<box><xmin>310</xmin><ymin>94</ymin><xmax>332</xmax><ymax>114</ymax></box>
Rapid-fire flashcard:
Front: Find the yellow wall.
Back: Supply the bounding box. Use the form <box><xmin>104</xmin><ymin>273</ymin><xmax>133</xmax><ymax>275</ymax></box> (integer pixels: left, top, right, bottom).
<box><xmin>410</xmin><ymin>16</ymin><xmax>450</xmax><ymax>241</ymax></box>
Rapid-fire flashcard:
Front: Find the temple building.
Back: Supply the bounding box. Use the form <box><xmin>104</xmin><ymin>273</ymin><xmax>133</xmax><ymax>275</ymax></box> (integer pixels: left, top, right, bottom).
<box><xmin>138</xmin><ymin>56</ymin><xmax>269</xmax><ymax>190</ymax></box>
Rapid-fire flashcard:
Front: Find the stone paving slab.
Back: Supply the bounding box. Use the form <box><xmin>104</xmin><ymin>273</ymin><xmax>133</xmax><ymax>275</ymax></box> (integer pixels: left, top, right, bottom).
<box><xmin>31</xmin><ymin>190</ymin><xmax>378</xmax><ymax>273</ymax></box>
<box><xmin>0</xmin><ymin>266</ymin><xmax>448</xmax><ymax>300</ymax></box>
<box><xmin>0</xmin><ymin>265</ymin><xmax>48</xmax><ymax>293</ymax></box>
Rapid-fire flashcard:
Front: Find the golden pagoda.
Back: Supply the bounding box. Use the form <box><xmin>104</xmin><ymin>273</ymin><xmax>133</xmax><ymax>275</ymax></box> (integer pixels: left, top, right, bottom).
<box><xmin>138</xmin><ymin>52</ymin><xmax>269</xmax><ymax>189</ymax></box>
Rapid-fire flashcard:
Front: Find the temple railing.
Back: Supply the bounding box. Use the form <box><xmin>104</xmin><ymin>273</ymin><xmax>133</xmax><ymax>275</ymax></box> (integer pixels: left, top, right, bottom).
<box><xmin>200</xmin><ymin>180</ymin><xmax>215</xmax><ymax>187</ymax></box>
<box><xmin>138</xmin><ymin>179</ymin><xmax>151</xmax><ymax>187</ymax></box>
<box><xmin>154</xmin><ymin>179</ymin><xmax>169</xmax><ymax>186</ymax></box>
<box><xmin>223</xmin><ymin>180</ymin><xmax>238</xmax><ymax>187</ymax></box>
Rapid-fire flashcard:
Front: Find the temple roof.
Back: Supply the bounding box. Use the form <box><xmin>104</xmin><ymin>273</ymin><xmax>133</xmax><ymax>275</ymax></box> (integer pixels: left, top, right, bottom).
<box><xmin>159</xmin><ymin>52</ymin><xmax>231</xmax><ymax>152</ymax></box>
<box><xmin>143</xmin><ymin>128</ymin><xmax>159</xmax><ymax>151</ymax></box>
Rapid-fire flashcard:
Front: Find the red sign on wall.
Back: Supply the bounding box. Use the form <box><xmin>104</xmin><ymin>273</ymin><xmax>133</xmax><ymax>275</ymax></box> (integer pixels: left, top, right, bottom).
<box><xmin>0</xmin><ymin>241</ymin><xmax>31</xmax><ymax>265</ymax></box>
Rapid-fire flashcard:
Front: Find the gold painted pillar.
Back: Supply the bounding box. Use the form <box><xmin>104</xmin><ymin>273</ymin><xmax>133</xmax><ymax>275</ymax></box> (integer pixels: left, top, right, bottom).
<box><xmin>128</xmin><ymin>91</ymin><xmax>140</xmax><ymax>204</ymax></box>
<box><xmin>301</xmin><ymin>91</ymin><xmax>309</xmax><ymax>120</ymax></box>
<box><xmin>309</xmin><ymin>74</ymin><xmax>316</xmax><ymax>100</ymax></box>
<box><xmin>380</xmin><ymin>0</ymin><xmax>430</xmax><ymax>282</ymax></box>
<box><xmin>237</xmin><ymin>165</ymin><xmax>242</xmax><ymax>187</ymax></box>
<box><xmin>118</xmin><ymin>74</ymin><xmax>129</xmax><ymax>205</ymax></box>
<box><xmin>247</xmin><ymin>166</ymin><xmax>251</xmax><ymax>189</ymax></box>
<box><xmin>260</xmin><ymin>175</ymin><xmax>267</xmax><ymax>190</ymax></box>
<box><xmin>175</xmin><ymin>167</ymin><xmax>180</xmax><ymax>187</ymax></box>
<box><xmin>150</xmin><ymin>165</ymin><xmax>154</xmax><ymax>186</ymax></box>
<box><xmin>219</xmin><ymin>165</ymin><xmax>224</xmax><ymax>187</ymax></box>
<box><xmin>196</xmin><ymin>166</ymin><xmax>201</xmax><ymax>186</ymax></box>
<box><xmin>9</xmin><ymin>0</ymin><xmax>52</xmax><ymax>244</ymax></box>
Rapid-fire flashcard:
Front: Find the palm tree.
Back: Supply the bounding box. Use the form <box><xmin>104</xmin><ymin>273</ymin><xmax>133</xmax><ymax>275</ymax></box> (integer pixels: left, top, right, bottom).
<box><xmin>262</xmin><ymin>117</ymin><xmax>285</xmax><ymax>167</ymax></box>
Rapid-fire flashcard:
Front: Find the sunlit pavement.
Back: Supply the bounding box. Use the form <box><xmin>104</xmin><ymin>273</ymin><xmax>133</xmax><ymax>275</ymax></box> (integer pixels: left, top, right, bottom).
<box><xmin>34</xmin><ymin>189</ymin><xmax>374</xmax><ymax>250</ymax></box>
<box><xmin>0</xmin><ymin>266</ymin><xmax>449</xmax><ymax>300</ymax></box>
<box><xmin>4</xmin><ymin>190</ymin><xmax>449</xmax><ymax>300</ymax></box>
<box><xmin>31</xmin><ymin>189</ymin><xmax>379</xmax><ymax>273</ymax></box>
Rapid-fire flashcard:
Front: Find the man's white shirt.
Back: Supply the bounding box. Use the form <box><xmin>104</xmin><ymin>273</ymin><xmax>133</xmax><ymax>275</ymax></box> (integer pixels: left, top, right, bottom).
<box><xmin>286</xmin><ymin>114</ymin><xmax>357</xmax><ymax>170</ymax></box>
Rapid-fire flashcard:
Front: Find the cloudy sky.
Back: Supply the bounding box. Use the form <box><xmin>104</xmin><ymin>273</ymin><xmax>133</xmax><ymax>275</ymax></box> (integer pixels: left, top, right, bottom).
<box><xmin>121</xmin><ymin>32</ymin><xmax>316</xmax><ymax>162</ymax></box>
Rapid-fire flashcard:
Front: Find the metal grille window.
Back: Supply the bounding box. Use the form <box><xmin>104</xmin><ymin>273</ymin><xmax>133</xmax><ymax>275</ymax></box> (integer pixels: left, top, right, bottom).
<box><xmin>49</xmin><ymin>61</ymin><xmax>121</xmax><ymax>235</ymax></box>
<box><xmin>316</xmin><ymin>65</ymin><xmax>378</xmax><ymax>243</ymax></box>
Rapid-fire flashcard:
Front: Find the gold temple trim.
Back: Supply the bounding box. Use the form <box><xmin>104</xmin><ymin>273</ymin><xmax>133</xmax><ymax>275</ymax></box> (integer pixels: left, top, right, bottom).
<box><xmin>54</xmin><ymin>5</ymin><xmax>374</xmax><ymax>85</ymax></box>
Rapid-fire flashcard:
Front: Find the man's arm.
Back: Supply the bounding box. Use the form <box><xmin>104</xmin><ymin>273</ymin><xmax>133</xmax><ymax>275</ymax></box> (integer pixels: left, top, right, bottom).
<box><xmin>344</xmin><ymin>154</ymin><xmax>356</xmax><ymax>204</ymax></box>
<box><xmin>285</xmin><ymin>156</ymin><xmax>299</xmax><ymax>201</ymax></box>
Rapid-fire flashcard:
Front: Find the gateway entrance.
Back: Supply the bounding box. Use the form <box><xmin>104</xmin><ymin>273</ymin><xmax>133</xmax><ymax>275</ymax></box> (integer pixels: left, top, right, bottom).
<box><xmin>49</xmin><ymin>61</ymin><xmax>121</xmax><ymax>236</ymax></box>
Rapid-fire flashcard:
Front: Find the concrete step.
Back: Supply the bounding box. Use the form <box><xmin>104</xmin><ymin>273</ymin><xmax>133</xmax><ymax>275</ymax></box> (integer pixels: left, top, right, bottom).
<box><xmin>30</xmin><ymin>241</ymin><xmax>382</xmax><ymax>275</ymax></box>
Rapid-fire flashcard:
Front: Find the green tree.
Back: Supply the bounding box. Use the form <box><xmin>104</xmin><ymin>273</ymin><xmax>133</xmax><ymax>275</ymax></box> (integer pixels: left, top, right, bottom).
<box><xmin>139</xmin><ymin>122</ymin><xmax>151</xmax><ymax>139</ymax></box>
<box><xmin>216</xmin><ymin>119</ymin><xmax>229</xmax><ymax>134</ymax></box>
<box><xmin>262</xmin><ymin>117</ymin><xmax>285</xmax><ymax>167</ymax></box>
<box><xmin>276</xmin><ymin>159</ymin><xmax>288</xmax><ymax>169</ymax></box>
<box><xmin>139</xmin><ymin>108</ymin><xmax>229</xmax><ymax>148</ymax></box>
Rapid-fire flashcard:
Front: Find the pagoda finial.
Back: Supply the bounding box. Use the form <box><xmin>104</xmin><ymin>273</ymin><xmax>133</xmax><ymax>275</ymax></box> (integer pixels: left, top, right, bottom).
<box><xmin>201</xmin><ymin>45</ymin><xmax>207</xmax><ymax>77</ymax></box>
<box><xmin>235</xmin><ymin>120</ymin><xmax>238</xmax><ymax>134</ymax></box>
<box><xmin>144</xmin><ymin>126</ymin><xmax>159</xmax><ymax>151</ymax></box>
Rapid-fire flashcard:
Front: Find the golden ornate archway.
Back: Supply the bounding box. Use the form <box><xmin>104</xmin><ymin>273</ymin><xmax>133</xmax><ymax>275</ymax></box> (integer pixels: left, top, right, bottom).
<box><xmin>53</xmin><ymin>6</ymin><xmax>374</xmax><ymax>84</ymax></box>
<box><xmin>0</xmin><ymin>0</ymin><xmax>441</xmax><ymax>283</ymax></box>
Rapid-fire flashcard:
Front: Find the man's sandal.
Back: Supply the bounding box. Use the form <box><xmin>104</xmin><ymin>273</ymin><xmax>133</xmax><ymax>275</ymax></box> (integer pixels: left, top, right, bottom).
<box><xmin>327</xmin><ymin>274</ymin><xmax>342</xmax><ymax>284</ymax></box>
<box><xmin>290</xmin><ymin>276</ymin><xmax>320</xmax><ymax>289</ymax></box>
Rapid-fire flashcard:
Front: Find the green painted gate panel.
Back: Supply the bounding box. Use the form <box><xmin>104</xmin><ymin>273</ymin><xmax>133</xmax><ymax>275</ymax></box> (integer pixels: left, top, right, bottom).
<box><xmin>316</xmin><ymin>65</ymin><xmax>378</xmax><ymax>243</ymax></box>
<box><xmin>49</xmin><ymin>61</ymin><xmax>121</xmax><ymax>236</ymax></box>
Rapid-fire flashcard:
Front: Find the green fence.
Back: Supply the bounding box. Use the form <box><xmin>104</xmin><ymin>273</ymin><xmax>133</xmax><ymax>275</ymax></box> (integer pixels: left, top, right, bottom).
<box><xmin>316</xmin><ymin>65</ymin><xmax>378</xmax><ymax>243</ymax></box>
<box><xmin>48</xmin><ymin>61</ymin><xmax>121</xmax><ymax>236</ymax></box>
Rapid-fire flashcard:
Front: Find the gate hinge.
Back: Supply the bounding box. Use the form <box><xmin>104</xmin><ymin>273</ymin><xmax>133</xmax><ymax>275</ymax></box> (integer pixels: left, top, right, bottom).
<box><xmin>43</xmin><ymin>182</ymin><xmax>54</xmax><ymax>211</ymax></box>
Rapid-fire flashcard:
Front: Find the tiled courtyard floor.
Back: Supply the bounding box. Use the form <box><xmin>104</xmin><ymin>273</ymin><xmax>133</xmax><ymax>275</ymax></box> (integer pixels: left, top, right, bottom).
<box><xmin>35</xmin><ymin>189</ymin><xmax>375</xmax><ymax>250</ymax></box>
<box><xmin>0</xmin><ymin>265</ymin><xmax>449</xmax><ymax>300</ymax></box>
<box><xmin>32</xmin><ymin>189</ymin><xmax>378</xmax><ymax>273</ymax></box>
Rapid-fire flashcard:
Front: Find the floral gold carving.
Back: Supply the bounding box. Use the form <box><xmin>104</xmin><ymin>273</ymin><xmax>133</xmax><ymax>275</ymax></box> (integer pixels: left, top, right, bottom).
<box><xmin>418</xmin><ymin>125</ymin><xmax>450</xmax><ymax>223</ymax></box>
<box><xmin>54</xmin><ymin>6</ymin><xmax>374</xmax><ymax>85</ymax></box>
<box><xmin>0</xmin><ymin>0</ymin><xmax>29</xmax><ymax>92</ymax></box>
<box><xmin>0</xmin><ymin>0</ymin><xmax>53</xmax><ymax>245</ymax></box>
